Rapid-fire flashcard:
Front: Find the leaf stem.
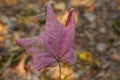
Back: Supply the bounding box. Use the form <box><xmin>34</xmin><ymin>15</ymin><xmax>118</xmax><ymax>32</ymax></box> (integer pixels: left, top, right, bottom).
<box><xmin>58</xmin><ymin>62</ymin><xmax>61</xmax><ymax>80</ymax></box>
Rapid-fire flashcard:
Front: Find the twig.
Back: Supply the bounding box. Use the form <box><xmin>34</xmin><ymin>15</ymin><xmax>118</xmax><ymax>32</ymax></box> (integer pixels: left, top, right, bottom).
<box><xmin>84</xmin><ymin>31</ymin><xmax>94</xmax><ymax>41</ymax></box>
<box><xmin>0</xmin><ymin>53</ymin><xmax>14</xmax><ymax>74</ymax></box>
<box><xmin>35</xmin><ymin>13</ymin><xmax>46</xmax><ymax>18</ymax></box>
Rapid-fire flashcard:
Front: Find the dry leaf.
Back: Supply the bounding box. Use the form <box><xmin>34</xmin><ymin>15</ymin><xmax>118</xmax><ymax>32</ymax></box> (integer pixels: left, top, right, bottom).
<box><xmin>71</xmin><ymin>0</ymin><xmax>95</xmax><ymax>7</ymax></box>
<box><xmin>17</xmin><ymin>54</ymin><xmax>27</xmax><ymax>76</ymax></box>
<box><xmin>0</xmin><ymin>23</ymin><xmax>4</xmax><ymax>35</ymax></box>
<box><xmin>54</xmin><ymin>2</ymin><xmax>66</xmax><ymax>11</ymax></box>
<box><xmin>112</xmin><ymin>53</ymin><xmax>120</xmax><ymax>61</ymax></box>
<box><xmin>71</xmin><ymin>0</ymin><xmax>95</xmax><ymax>13</ymax></box>
<box><xmin>0</xmin><ymin>36</ymin><xmax>4</xmax><ymax>46</ymax></box>
<box><xmin>0</xmin><ymin>23</ymin><xmax>4</xmax><ymax>46</ymax></box>
<box><xmin>0</xmin><ymin>0</ymin><xmax>18</xmax><ymax>6</ymax></box>
<box><xmin>78</xmin><ymin>51</ymin><xmax>93</xmax><ymax>63</ymax></box>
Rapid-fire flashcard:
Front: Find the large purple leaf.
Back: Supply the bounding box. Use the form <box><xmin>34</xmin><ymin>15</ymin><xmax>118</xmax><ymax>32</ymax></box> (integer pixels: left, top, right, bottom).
<box><xmin>17</xmin><ymin>3</ymin><xmax>75</xmax><ymax>71</ymax></box>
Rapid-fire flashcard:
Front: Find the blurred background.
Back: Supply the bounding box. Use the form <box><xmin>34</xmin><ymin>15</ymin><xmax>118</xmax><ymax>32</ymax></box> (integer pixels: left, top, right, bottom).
<box><xmin>0</xmin><ymin>0</ymin><xmax>120</xmax><ymax>80</ymax></box>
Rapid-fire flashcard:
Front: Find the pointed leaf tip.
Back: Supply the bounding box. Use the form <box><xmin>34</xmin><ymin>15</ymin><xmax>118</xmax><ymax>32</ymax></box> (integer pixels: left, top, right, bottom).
<box><xmin>46</xmin><ymin>2</ymin><xmax>55</xmax><ymax>14</ymax></box>
<box><xmin>65</xmin><ymin>8</ymin><xmax>75</xmax><ymax>26</ymax></box>
<box><xmin>70</xmin><ymin>8</ymin><xmax>75</xmax><ymax>12</ymax></box>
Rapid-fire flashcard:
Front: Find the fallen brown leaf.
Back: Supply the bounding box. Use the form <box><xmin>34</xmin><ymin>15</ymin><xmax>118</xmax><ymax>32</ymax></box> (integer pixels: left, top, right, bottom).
<box><xmin>17</xmin><ymin>54</ymin><xmax>27</xmax><ymax>76</ymax></box>
<box><xmin>112</xmin><ymin>53</ymin><xmax>120</xmax><ymax>61</ymax></box>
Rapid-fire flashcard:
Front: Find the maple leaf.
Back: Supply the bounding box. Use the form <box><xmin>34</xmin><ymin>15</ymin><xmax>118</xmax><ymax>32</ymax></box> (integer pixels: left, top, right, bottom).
<box><xmin>16</xmin><ymin>3</ymin><xmax>76</xmax><ymax>71</ymax></box>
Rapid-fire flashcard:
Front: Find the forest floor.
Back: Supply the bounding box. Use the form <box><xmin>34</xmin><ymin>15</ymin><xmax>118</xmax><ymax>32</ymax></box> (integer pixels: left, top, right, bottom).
<box><xmin>0</xmin><ymin>0</ymin><xmax>120</xmax><ymax>80</ymax></box>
